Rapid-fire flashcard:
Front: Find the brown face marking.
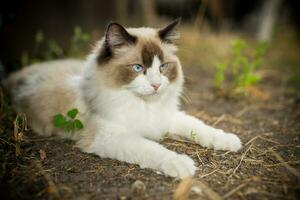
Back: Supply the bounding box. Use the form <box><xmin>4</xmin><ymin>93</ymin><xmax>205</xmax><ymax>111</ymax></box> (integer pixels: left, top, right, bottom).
<box><xmin>162</xmin><ymin>62</ymin><xmax>178</xmax><ymax>82</ymax></box>
<box><xmin>114</xmin><ymin>65</ymin><xmax>138</xmax><ymax>86</ymax></box>
<box><xmin>141</xmin><ymin>42</ymin><xmax>163</xmax><ymax>68</ymax></box>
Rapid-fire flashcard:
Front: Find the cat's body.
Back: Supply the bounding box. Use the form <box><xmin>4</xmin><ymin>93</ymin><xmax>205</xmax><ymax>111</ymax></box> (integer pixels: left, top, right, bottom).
<box><xmin>4</xmin><ymin>20</ymin><xmax>242</xmax><ymax>178</ymax></box>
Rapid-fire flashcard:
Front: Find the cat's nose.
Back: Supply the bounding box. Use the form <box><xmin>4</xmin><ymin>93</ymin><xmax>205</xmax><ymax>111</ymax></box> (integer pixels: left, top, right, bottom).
<box><xmin>151</xmin><ymin>83</ymin><xmax>161</xmax><ymax>91</ymax></box>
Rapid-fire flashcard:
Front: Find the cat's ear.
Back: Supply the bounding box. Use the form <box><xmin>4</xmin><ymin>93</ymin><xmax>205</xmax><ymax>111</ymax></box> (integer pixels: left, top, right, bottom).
<box><xmin>158</xmin><ymin>18</ymin><xmax>181</xmax><ymax>43</ymax></box>
<box><xmin>105</xmin><ymin>22</ymin><xmax>136</xmax><ymax>48</ymax></box>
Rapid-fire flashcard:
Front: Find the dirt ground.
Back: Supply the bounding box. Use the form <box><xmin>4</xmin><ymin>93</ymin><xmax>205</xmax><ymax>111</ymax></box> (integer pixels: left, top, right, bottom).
<box><xmin>0</xmin><ymin>30</ymin><xmax>300</xmax><ymax>200</ymax></box>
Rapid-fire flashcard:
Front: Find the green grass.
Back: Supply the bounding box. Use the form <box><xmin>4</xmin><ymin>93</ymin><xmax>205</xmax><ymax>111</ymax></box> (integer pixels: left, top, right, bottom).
<box><xmin>213</xmin><ymin>39</ymin><xmax>268</xmax><ymax>96</ymax></box>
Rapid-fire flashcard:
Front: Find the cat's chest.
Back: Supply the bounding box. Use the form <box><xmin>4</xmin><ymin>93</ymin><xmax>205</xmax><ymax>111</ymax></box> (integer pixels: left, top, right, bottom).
<box><xmin>105</xmin><ymin>99</ymin><xmax>175</xmax><ymax>139</ymax></box>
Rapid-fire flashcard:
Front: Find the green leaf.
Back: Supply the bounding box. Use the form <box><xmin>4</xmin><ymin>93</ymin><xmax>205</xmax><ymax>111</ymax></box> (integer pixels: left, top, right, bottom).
<box><xmin>64</xmin><ymin>121</ymin><xmax>75</xmax><ymax>133</ymax></box>
<box><xmin>67</xmin><ymin>108</ymin><xmax>78</xmax><ymax>119</ymax></box>
<box><xmin>53</xmin><ymin>114</ymin><xmax>67</xmax><ymax>128</ymax></box>
<box><xmin>246</xmin><ymin>74</ymin><xmax>260</xmax><ymax>85</ymax></box>
<box><xmin>74</xmin><ymin>119</ymin><xmax>84</xmax><ymax>129</ymax></box>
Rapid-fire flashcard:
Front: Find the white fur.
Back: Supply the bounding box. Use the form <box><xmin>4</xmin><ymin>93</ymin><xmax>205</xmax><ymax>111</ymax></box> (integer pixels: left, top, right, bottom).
<box><xmin>80</xmin><ymin>44</ymin><xmax>242</xmax><ymax>178</ymax></box>
<box><xmin>7</xmin><ymin>27</ymin><xmax>242</xmax><ymax>179</ymax></box>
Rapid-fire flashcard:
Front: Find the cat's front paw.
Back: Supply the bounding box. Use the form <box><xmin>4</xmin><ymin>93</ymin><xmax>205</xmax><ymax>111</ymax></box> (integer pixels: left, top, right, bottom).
<box><xmin>212</xmin><ymin>132</ymin><xmax>242</xmax><ymax>152</ymax></box>
<box><xmin>160</xmin><ymin>154</ymin><xmax>196</xmax><ymax>178</ymax></box>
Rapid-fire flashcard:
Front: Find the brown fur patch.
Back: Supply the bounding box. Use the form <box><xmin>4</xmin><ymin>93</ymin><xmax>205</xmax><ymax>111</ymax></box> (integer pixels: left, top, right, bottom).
<box><xmin>100</xmin><ymin>37</ymin><xmax>180</xmax><ymax>87</ymax></box>
<box><xmin>141</xmin><ymin>42</ymin><xmax>163</xmax><ymax>67</ymax></box>
<box><xmin>114</xmin><ymin>65</ymin><xmax>139</xmax><ymax>86</ymax></box>
<box><xmin>162</xmin><ymin>62</ymin><xmax>178</xmax><ymax>82</ymax></box>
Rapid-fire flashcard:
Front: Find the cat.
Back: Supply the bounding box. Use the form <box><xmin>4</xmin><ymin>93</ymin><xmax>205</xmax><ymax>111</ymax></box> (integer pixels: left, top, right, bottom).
<box><xmin>4</xmin><ymin>19</ymin><xmax>242</xmax><ymax>178</ymax></box>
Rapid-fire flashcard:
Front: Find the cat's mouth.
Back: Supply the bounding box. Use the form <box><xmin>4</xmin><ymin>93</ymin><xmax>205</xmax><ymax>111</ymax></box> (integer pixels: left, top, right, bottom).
<box><xmin>133</xmin><ymin>90</ymin><xmax>160</xmax><ymax>99</ymax></box>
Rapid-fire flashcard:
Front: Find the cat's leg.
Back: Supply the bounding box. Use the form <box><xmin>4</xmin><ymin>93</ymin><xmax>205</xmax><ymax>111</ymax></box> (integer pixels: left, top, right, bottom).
<box><xmin>168</xmin><ymin>111</ymin><xmax>242</xmax><ymax>152</ymax></box>
<box><xmin>83</xmin><ymin>121</ymin><xmax>196</xmax><ymax>178</ymax></box>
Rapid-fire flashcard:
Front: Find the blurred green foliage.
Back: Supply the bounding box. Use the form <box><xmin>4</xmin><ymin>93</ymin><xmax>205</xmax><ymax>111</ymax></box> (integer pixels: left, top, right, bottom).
<box><xmin>21</xmin><ymin>26</ymin><xmax>91</xmax><ymax>66</ymax></box>
<box><xmin>213</xmin><ymin>39</ymin><xmax>268</xmax><ymax>96</ymax></box>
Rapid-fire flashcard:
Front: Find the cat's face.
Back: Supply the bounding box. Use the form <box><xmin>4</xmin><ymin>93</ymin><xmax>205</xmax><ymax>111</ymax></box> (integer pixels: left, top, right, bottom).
<box><xmin>96</xmin><ymin>19</ymin><xmax>183</xmax><ymax>98</ymax></box>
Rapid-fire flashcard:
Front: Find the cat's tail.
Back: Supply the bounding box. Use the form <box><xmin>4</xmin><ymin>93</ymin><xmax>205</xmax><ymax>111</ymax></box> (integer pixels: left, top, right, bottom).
<box><xmin>1</xmin><ymin>70</ymin><xmax>22</xmax><ymax>100</ymax></box>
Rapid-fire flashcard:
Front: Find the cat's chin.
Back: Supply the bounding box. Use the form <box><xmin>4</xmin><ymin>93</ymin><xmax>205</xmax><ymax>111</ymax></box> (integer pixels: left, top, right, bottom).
<box><xmin>133</xmin><ymin>90</ymin><xmax>162</xmax><ymax>100</ymax></box>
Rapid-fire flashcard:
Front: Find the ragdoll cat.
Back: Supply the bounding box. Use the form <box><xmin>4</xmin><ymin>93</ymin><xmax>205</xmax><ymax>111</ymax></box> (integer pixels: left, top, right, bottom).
<box><xmin>4</xmin><ymin>19</ymin><xmax>242</xmax><ymax>178</ymax></box>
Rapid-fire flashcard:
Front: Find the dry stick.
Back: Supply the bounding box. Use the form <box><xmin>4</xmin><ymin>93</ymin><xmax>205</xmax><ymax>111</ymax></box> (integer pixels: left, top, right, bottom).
<box><xmin>173</xmin><ymin>177</ymin><xmax>193</xmax><ymax>200</ymax></box>
<box><xmin>212</xmin><ymin>114</ymin><xmax>226</xmax><ymax>126</ymax></box>
<box><xmin>194</xmin><ymin>180</ymin><xmax>223</xmax><ymax>200</ymax></box>
<box><xmin>264</xmin><ymin>160</ymin><xmax>300</xmax><ymax>167</ymax></box>
<box><xmin>223</xmin><ymin>183</ymin><xmax>248</xmax><ymax>199</ymax></box>
<box><xmin>201</xmin><ymin>169</ymin><xmax>220</xmax><ymax>178</ymax></box>
<box><xmin>232</xmin><ymin>143</ymin><xmax>253</xmax><ymax>175</ymax></box>
<box><xmin>271</xmin><ymin>150</ymin><xmax>300</xmax><ymax>179</ymax></box>
<box><xmin>0</xmin><ymin>137</ymin><xmax>16</xmax><ymax>147</ymax></box>
<box><xmin>244</xmin><ymin>135</ymin><xmax>280</xmax><ymax>146</ymax></box>
<box><xmin>174</xmin><ymin>178</ymin><xmax>223</xmax><ymax>200</ymax></box>
<box><xmin>34</xmin><ymin>161</ymin><xmax>60</xmax><ymax>199</ymax></box>
<box><xmin>195</xmin><ymin>147</ymin><xmax>204</xmax><ymax>165</ymax></box>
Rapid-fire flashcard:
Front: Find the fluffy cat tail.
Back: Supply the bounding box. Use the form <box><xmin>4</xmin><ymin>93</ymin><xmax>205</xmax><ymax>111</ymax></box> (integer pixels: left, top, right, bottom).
<box><xmin>1</xmin><ymin>71</ymin><xmax>21</xmax><ymax>100</ymax></box>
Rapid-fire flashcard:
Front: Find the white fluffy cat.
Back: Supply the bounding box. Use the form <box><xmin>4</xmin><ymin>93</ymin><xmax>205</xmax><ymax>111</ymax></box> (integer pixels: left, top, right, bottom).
<box><xmin>4</xmin><ymin>19</ymin><xmax>242</xmax><ymax>178</ymax></box>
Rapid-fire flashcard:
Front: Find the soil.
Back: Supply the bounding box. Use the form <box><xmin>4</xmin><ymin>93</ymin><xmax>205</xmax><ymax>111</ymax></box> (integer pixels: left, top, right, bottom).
<box><xmin>0</xmin><ymin>34</ymin><xmax>300</xmax><ymax>200</ymax></box>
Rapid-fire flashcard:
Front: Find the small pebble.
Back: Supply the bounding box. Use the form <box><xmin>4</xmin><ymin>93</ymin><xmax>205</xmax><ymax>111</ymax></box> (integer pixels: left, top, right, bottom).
<box><xmin>131</xmin><ymin>180</ymin><xmax>146</xmax><ymax>194</ymax></box>
<box><xmin>190</xmin><ymin>186</ymin><xmax>203</xmax><ymax>196</ymax></box>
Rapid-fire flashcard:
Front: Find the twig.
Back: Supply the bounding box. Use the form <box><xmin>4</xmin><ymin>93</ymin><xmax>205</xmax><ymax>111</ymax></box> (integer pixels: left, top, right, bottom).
<box><xmin>223</xmin><ymin>183</ymin><xmax>248</xmax><ymax>199</ymax></box>
<box><xmin>264</xmin><ymin>160</ymin><xmax>300</xmax><ymax>167</ymax></box>
<box><xmin>174</xmin><ymin>177</ymin><xmax>193</xmax><ymax>200</ymax></box>
<box><xmin>244</xmin><ymin>135</ymin><xmax>280</xmax><ymax>146</ymax></box>
<box><xmin>271</xmin><ymin>150</ymin><xmax>300</xmax><ymax>179</ymax></box>
<box><xmin>201</xmin><ymin>169</ymin><xmax>219</xmax><ymax>178</ymax></box>
<box><xmin>195</xmin><ymin>147</ymin><xmax>204</xmax><ymax>165</ymax></box>
<box><xmin>0</xmin><ymin>137</ymin><xmax>16</xmax><ymax>147</ymax></box>
<box><xmin>194</xmin><ymin>180</ymin><xmax>223</xmax><ymax>200</ymax></box>
<box><xmin>232</xmin><ymin>143</ymin><xmax>253</xmax><ymax>175</ymax></box>
<box><xmin>212</xmin><ymin>114</ymin><xmax>226</xmax><ymax>126</ymax></box>
<box><xmin>34</xmin><ymin>160</ymin><xmax>60</xmax><ymax>199</ymax></box>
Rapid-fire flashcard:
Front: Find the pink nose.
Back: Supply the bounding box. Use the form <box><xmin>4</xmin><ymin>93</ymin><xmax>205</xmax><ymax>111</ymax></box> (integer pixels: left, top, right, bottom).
<box><xmin>151</xmin><ymin>83</ymin><xmax>161</xmax><ymax>91</ymax></box>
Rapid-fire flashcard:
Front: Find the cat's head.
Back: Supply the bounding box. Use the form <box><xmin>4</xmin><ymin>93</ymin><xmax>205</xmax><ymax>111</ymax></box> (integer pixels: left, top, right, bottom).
<box><xmin>94</xmin><ymin>19</ymin><xmax>183</xmax><ymax>99</ymax></box>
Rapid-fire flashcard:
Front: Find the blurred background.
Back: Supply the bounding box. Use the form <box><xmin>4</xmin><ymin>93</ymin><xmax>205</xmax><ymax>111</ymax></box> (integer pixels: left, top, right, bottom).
<box><xmin>0</xmin><ymin>0</ymin><xmax>299</xmax><ymax>96</ymax></box>
<box><xmin>1</xmin><ymin>2</ymin><xmax>300</xmax><ymax>199</ymax></box>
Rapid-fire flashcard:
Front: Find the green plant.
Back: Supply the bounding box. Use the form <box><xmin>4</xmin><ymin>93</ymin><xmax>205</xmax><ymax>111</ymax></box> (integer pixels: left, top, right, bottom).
<box><xmin>21</xmin><ymin>27</ymin><xmax>91</xmax><ymax>66</ymax></box>
<box><xmin>53</xmin><ymin>108</ymin><xmax>84</xmax><ymax>133</ymax></box>
<box><xmin>68</xmin><ymin>26</ymin><xmax>91</xmax><ymax>57</ymax></box>
<box><xmin>190</xmin><ymin>130</ymin><xmax>196</xmax><ymax>141</ymax></box>
<box><xmin>213</xmin><ymin>39</ymin><xmax>268</xmax><ymax>96</ymax></box>
<box><xmin>213</xmin><ymin>63</ymin><xmax>226</xmax><ymax>89</ymax></box>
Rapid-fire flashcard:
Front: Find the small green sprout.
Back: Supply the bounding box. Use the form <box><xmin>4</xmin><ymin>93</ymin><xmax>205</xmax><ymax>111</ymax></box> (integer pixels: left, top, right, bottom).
<box><xmin>190</xmin><ymin>130</ymin><xmax>197</xmax><ymax>141</ymax></box>
<box><xmin>53</xmin><ymin>108</ymin><xmax>84</xmax><ymax>133</ymax></box>
<box><xmin>213</xmin><ymin>39</ymin><xmax>268</xmax><ymax>96</ymax></box>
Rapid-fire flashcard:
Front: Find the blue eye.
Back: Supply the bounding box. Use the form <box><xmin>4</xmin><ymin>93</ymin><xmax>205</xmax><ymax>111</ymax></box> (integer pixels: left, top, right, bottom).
<box><xmin>132</xmin><ymin>64</ymin><xmax>144</xmax><ymax>72</ymax></box>
<box><xmin>160</xmin><ymin>63</ymin><xmax>168</xmax><ymax>69</ymax></box>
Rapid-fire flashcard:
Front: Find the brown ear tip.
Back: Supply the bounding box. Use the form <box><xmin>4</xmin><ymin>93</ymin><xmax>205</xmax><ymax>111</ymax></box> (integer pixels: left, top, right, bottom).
<box><xmin>106</xmin><ymin>22</ymin><xmax>125</xmax><ymax>31</ymax></box>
